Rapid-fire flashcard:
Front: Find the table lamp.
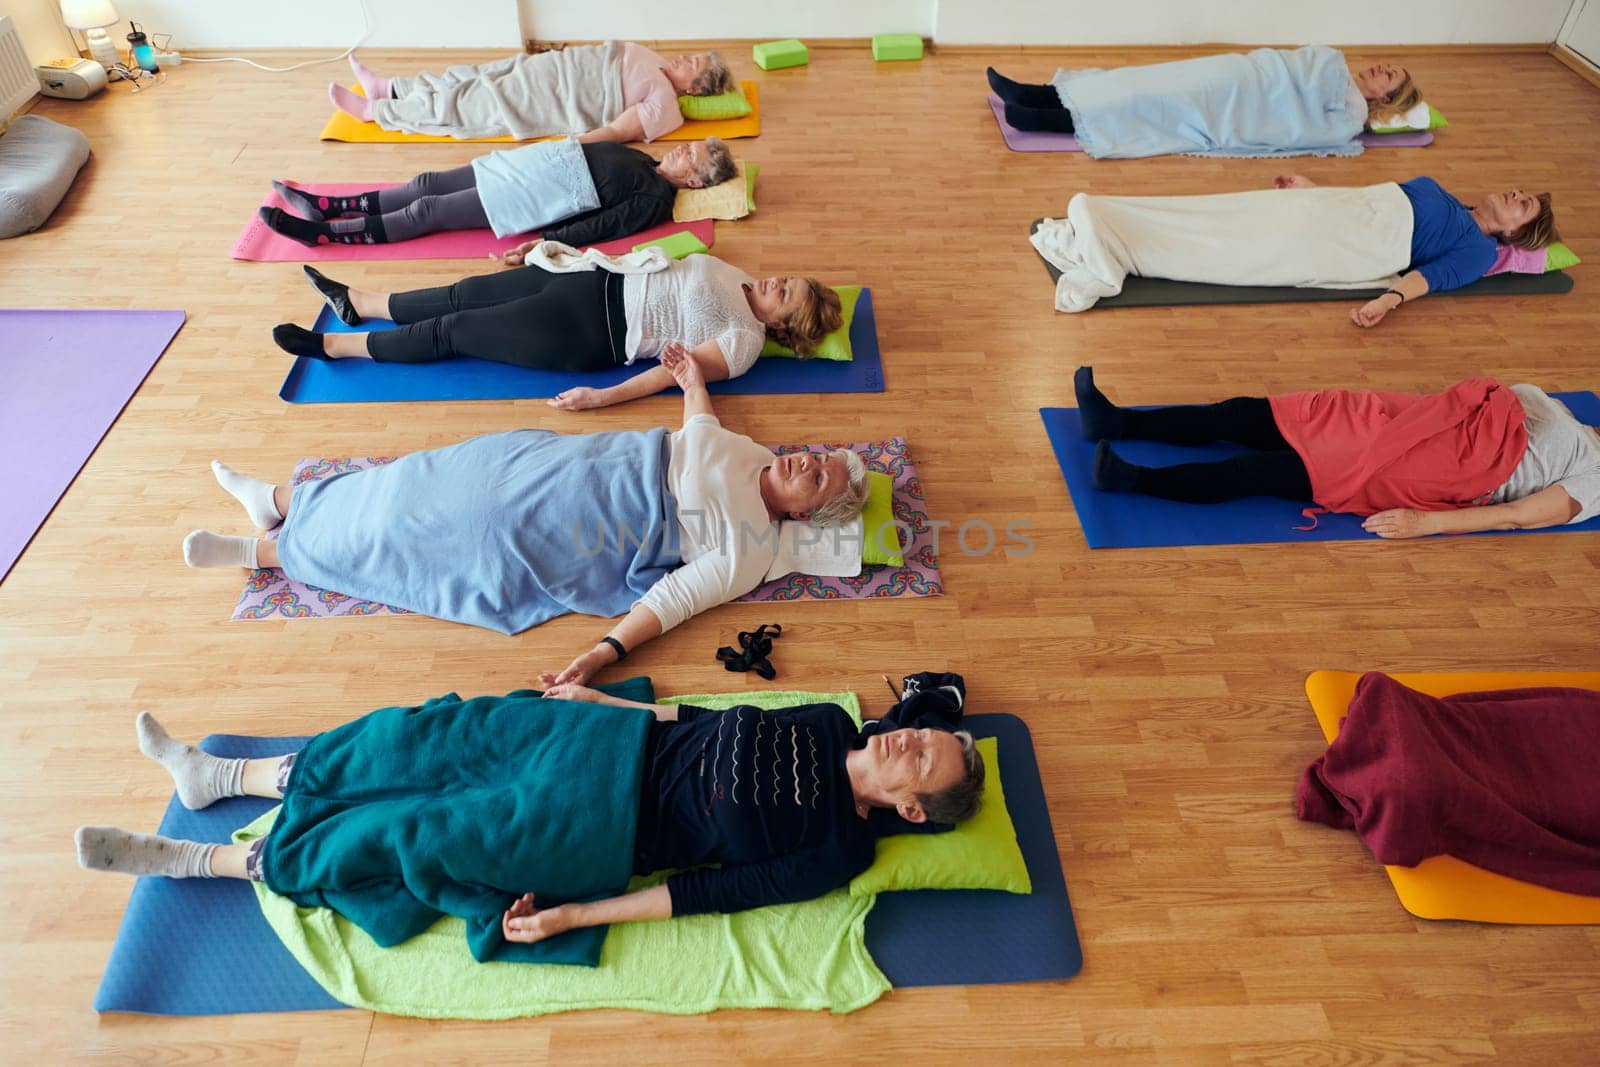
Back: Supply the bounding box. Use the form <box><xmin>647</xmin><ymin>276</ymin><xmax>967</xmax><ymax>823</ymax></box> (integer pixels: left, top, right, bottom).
<box><xmin>60</xmin><ymin>0</ymin><xmax>120</xmax><ymax>73</ymax></box>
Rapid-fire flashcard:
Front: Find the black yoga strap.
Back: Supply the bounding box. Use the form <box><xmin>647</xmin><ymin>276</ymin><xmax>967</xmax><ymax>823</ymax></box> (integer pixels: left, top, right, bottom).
<box><xmin>716</xmin><ymin>623</ymin><xmax>783</xmax><ymax>680</ymax></box>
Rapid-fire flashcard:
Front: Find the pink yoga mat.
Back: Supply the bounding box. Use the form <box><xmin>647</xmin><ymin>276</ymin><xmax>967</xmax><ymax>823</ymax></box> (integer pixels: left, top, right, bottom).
<box><xmin>231</xmin><ymin>438</ymin><xmax>942</xmax><ymax>622</ymax></box>
<box><xmin>1</xmin><ymin>309</ymin><xmax>185</xmax><ymax>582</ymax></box>
<box><xmin>231</xmin><ymin>182</ymin><xmax>715</xmax><ymax>262</ymax></box>
<box><xmin>986</xmin><ymin>93</ymin><xmax>1434</xmax><ymax>153</ymax></box>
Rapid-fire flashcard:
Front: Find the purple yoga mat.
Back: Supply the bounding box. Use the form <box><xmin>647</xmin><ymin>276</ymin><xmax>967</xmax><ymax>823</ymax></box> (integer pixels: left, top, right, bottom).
<box><xmin>230</xmin><ymin>436</ymin><xmax>943</xmax><ymax>621</ymax></box>
<box><xmin>986</xmin><ymin>93</ymin><xmax>1434</xmax><ymax>153</ymax></box>
<box><xmin>0</xmin><ymin>309</ymin><xmax>185</xmax><ymax>582</ymax></box>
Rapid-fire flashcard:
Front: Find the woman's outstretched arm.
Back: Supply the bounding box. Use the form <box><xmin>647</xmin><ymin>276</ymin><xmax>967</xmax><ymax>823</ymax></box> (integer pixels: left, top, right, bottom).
<box><xmin>502</xmin><ymin>884</ymin><xmax>672</xmax><ymax>944</ymax></box>
<box><xmin>1362</xmin><ymin>485</ymin><xmax>1579</xmax><ymax>538</ymax></box>
<box><xmin>546</xmin><ymin>341</ymin><xmax>727</xmax><ymax>412</ymax></box>
<box><xmin>547</xmin><ymin>602</ymin><xmax>666</xmax><ymax>687</ymax></box>
<box><xmin>537</xmin><ymin>679</ymin><xmax>682</xmax><ymax>722</ymax></box>
<box><xmin>577</xmin><ymin>106</ymin><xmax>648</xmax><ymax>144</ymax></box>
<box><xmin>1351</xmin><ymin>270</ymin><xmax>1431</xmax><ymax>328</ymax></box>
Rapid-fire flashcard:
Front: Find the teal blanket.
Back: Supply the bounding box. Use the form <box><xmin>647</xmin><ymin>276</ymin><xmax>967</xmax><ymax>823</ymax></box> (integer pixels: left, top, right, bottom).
<box><xmin>261</xmin><ymin>682</ymin><xmax>655</xmax><ymax>965</ymax></box>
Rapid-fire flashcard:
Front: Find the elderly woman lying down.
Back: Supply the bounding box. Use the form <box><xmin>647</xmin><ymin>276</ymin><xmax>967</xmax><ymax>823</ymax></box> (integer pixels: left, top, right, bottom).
<box><xmin>1031</xmin><ymin>175</ymin><xmax>1560</xmax><ymax>317</ymax></box>
<box><xmin>76</xmin><ymin>673</ymin><xmax>983</xmax><ymax>961</ymax></box>
<box><xmin>183</xmin><ymin>347</ymin><xmax>868</xmax><ymax>676</ymax></box>
<box><xmin>273</xmin><ymin>250</ymin><xmax>841</xmax><ymax>410</ymax></box>
<box><xmin>989</xmin><ymin>46</ymin><xmax>1423</xmax><ymax>151</ymax></box>
<box><xmin>1075</xmin><ymin>367</ymin><xmax>1600</xmax><ymax>537</ymax></box>
<box><xmin>331</xmin><ymin>44</ymin><xmax>733</xmax><ymax>143</ymax></box>
<box><xmin>262</xmin><ymin>138</ymin><xmax>736</xmax><ymax>247</ymax></box>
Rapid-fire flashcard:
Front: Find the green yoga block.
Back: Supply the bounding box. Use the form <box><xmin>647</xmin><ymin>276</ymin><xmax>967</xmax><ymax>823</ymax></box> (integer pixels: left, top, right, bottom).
<box><xmin>633</xmin><ymin>231</ymin><xmax>708</xmax><ymax>260</ymax></box>
<box><xmin>872</xmin><ymin>34</ymin><xmax>923</xmax><ymax>62</ymax></box>
<box><xmin>753</xmin><ymin>39</ymin><xmax>808</xmax><ymax>71</ymax></box>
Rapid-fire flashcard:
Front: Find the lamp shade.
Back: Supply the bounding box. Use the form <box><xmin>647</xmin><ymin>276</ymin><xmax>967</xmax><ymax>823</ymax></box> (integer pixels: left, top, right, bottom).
<box><xmin>60</xmin><ymin>0</ymin><xmax>119</xmax><ymax>30</ymax></box>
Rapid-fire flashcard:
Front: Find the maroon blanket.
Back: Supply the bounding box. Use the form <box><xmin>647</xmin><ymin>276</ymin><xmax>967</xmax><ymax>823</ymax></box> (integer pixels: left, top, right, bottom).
<box><xmin>1297</xmin><ymin>673</ymin><xmax>1600</xmax><ymax>896</ymax></box>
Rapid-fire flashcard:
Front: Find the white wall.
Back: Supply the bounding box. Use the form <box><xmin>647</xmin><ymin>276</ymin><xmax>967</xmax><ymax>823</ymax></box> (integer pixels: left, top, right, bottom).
<box><xmin>7</xmin><ymin>0</ymin><xmax>78</xmax><ymax>63</ymax></box>
<box><xmin>78</xmin><ymin>0</ymin><xmax>1579</xmax><ymax>50</ymax></box>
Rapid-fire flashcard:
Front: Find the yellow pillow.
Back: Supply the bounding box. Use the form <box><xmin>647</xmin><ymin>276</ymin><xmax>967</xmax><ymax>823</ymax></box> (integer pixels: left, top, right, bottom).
<box><xmin>672</xmin><ymin>160</ymin><xmax>753</xmax><ymax>223</ymax></box>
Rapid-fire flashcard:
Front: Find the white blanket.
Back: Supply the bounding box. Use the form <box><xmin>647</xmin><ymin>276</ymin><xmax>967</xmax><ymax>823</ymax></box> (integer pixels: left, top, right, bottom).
<box><xmin>1030</xmin><ymin>184</ymin><xmax>1414</xmax><ymax>312</ymax></box>
<box><xmin>376</xmin><ymin>42</ymin><xmax>625</xmax><ymax>140</ymax></box>
<box><xmin>527</xmin><ymin>240</ymin><xmax>669</xmax><ymax>275</ymax></box>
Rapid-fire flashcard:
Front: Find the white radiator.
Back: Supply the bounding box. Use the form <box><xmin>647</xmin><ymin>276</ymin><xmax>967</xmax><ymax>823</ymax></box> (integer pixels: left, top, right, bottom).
<box><xmin>0</xmin><ymin>15</ymin><xmax>39</xmax><ymax>120</ymax></box>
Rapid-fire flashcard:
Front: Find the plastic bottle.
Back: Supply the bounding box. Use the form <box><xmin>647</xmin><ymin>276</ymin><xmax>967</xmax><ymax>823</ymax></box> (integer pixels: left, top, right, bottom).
<box><xmin>126</xmin><ymin>21</ymin><xmax>158</xmax><ymax>73</ymax></box>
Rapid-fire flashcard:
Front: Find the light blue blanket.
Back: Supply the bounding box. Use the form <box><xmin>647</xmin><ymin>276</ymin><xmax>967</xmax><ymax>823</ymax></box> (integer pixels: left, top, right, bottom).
<box><xmin>471</xmin><ymin>137</ymin><xmax>601</xmax><ymax>239</ymax></box>
<box><xmin>1052</xmin><ymin>45</ymin><xmax>1365</xmax><ymax>159</ymax></box>
<box><xmin>277</xmin><ymin>428</ymin><xmax>680</xmax><ymax>634</ymax></box>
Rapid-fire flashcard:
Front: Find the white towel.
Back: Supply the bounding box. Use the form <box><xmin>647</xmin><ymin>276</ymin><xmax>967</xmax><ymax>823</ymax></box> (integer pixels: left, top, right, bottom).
<box><xmin>526</xmin><ymin>240</ymin><xmax>670</xmax><ymax>275</ymax></box>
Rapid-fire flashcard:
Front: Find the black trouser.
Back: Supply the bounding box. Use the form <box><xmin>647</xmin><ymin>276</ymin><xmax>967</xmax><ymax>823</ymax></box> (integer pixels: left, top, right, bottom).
<box><xmin>991</xmin><ymin>72</ymin><xmax>1076</xmax><ymax>133</ymax></box>
<box><xmin>368</xmin><ymin>268</ymin><xmax>625</xmax><ymax>371</ymax></box>
<box><xmin>1123</xmin><ymin>397</ymin><xmax>1313</xmax><ymax>504</ymax></box>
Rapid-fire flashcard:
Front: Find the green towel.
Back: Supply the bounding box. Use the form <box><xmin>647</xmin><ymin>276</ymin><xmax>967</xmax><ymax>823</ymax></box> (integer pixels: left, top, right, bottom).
<box><xmin>240</xmin><ymin>689</ymin><xmax>889</xmax><ymax>1018</ymax></box>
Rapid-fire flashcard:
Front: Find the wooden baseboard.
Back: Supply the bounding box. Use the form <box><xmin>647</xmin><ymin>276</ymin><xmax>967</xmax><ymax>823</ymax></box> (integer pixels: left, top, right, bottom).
<box><xmin>525</xmin><ymin>37</ymin><xmax>919</xmax><ymax>54</ymax></box>
<box><xmin>930</xmin><ymin>41</ymin><xmax>1556</xmax><ymax>56</ymax></box>
<box><xmin>1550</xmin><ymin>42</ymin><xmax>1600</xmax><ymax>90</ymax></box>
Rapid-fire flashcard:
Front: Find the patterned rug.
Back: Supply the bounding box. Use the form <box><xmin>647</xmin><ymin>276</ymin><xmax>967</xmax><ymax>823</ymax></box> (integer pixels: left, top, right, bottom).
<box><xmin>230</xmin><ymin>437</ymin><xmax>942</xmax><ymax>622</ymax></box>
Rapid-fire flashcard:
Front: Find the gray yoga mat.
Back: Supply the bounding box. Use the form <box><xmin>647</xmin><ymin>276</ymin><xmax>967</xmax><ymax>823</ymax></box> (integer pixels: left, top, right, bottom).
<box><xmin>1028</xmin><ymin>219</ymin><xmax>1575</xmax><ymax>307</ymax></box>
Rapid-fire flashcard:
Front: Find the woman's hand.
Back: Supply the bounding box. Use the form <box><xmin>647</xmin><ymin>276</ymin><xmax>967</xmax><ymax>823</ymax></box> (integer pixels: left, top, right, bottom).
<box><xmin>548</xmin><ymin>646</ymin><xmax>616</xmax><ymax>687</ymax></box>
<box><xmin>660</xmin><ymin>341</ymin><xmax>705</xmax><ymax>393</ymax></box>
<box><xmin>497</xmin><ymin>239</ymin><xmax>540</xmax><ymax>267</ymax></box>
<box><xmin>537</xmin><ymin>677</ymin><xmax>612</xmax><ymax>704</ymax></box>
<box><xmin>502</xmin><ymin>893</ymin><xmax>568</xmax><ymax>944</ymax></box>
<box><xmin>1350</xmin><ymin>293</ymin><xmax>1401</xmax><ymax>328</ymax></box>
<box><xmin>1273</xmin><ymin>175</ymin><xmax>1314</xmax><ymax>190</ymax></box>
<box><xmin>547</xmin><ymin>386</ymin><xmax>605</xmax><ymax>411</ymax></box>
<box><xmin>1362</xmin><ymin>508</ymin><xmax>1437</xmax><ymax>539</ymax></box>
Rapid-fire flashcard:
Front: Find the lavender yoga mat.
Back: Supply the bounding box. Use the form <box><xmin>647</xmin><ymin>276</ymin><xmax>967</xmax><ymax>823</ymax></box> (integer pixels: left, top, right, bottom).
<box><xmin>231</xmin><ymin>182</ymin><xmax>715</xmax><ymax>262</ymax></box>
<box><xmin>0</xmin><ymin>309</ymin><xmax>184</xmax><ymax>582</ymax></box>
<box><xmin>230</xmin><ymin>436</ymin><xmax>942</xmax><ymax>621</ymax></box>
<box><xmin>986</xmin><ymin>93</ymin><xmax>1434</xmax><ymax>153</ymax></box>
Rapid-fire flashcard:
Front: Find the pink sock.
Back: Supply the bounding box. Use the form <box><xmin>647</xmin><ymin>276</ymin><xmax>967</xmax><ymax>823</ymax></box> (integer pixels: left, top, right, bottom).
<box><xmin>348</xmin><ymin>53</ymin><xmax>391</xmax><ymax>101</ymax></box>
<box><xmin>328</xmin><ymin>82</ymin><xmax>373</xmax><ymax>122</ymax></box>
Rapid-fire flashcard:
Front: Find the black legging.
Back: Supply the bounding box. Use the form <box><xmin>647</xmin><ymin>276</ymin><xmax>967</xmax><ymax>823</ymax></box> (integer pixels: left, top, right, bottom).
<box><xmin>988</xmin><ymin>69</ymin><xmax>1076</xmax><ymax>134</ymax></box>
<box><xmin>368</xmin><ymin>268</ymin><xmax>624</xmax><ymax>371</ymax></box>
<box><xmin>1122</xmin><ymin>398</ymin><xmax>1313</xmax><ymax>504</ymax></box>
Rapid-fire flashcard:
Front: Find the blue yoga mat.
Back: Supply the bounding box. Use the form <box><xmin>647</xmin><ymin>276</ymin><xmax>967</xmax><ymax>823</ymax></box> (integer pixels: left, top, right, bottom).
<box><xmin>1040</xmin><ymin>392</ymin><xmax>1600</xmax><ymax>549</ymax></box>
<box><xmin>93</xmin><ymin>713</ymin><xmax>1078</xmax><ymax>1014</ymax></box>
<box><xmin>278</xmin><ymin>288</ymin><xmax>886</xmax><ymax>402</ymax></box>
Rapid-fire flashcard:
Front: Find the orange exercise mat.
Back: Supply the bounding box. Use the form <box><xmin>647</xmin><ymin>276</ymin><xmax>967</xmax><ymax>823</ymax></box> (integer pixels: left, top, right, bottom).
<box><xmin>1305</xmin><ymin>669</ymin><xmax>1600</xmax><ymax>924</ymax></box>
<box><xmin>320</xmin><ymin>80</ymin><xmax>761</xmax><ymax>143</ymax></box>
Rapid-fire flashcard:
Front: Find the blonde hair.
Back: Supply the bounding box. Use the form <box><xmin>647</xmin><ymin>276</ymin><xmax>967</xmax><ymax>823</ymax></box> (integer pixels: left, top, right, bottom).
<box><xmin>1506</xmin><ymin>193</ymin><xmax>1560</xmax><ymax>251</ymax></box>
<box><xmin>690</xmin><ymin>52</ymin><xmax>734</xmax><ymax>96</ymax></box>
<box><xmin>1366</xmin><ymin>69</ymin><xmax>1423</xmax><ymax>124</ymax></box>
<box><xmin>766</xmin><ymin>280</ymin><xmax>842</xmax><ymax>358</ymax></box>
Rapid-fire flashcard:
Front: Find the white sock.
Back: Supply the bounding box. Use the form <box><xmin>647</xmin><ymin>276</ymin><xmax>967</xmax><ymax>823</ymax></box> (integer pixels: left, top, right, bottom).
<box><xmin>183</xmin><ymin>530</ymin><xmax>260</xmax><ymax>569</ymax></box>
<box><xmin>211</xmin><ymin>461</ymin><xmax>282</xmax><ymax>530</ymax></box>
<box><xmin>136</xmin><ymin>712</ymin><xmax>246</xmax><ymax>810</ymax></box>
<box><xmin>75</xmin><ymin>826</ymin><xmax>217</xmax><ymax>879</ymax></box>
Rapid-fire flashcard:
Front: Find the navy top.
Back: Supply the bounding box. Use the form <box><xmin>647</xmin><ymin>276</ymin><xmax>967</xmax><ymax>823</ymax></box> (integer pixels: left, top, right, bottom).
<box><xmin>634</xmin><ymin>672</ymin><xmax>968</xmax><ymax>916</ymax></box>
<box><xmin>541</xmin><ymin>143</ymin><xmax>675</xmax><ymax>248</ymax></box>
<box><xmin>1399</xmin><ymin>177</ymin><xmax>1499</xmax><ymax>293</ymax></box>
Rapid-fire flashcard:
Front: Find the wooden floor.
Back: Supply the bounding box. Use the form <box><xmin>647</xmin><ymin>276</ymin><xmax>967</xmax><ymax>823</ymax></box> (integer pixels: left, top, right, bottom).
<box><xmin>3</xmin><ymin>43</ymin><xmax>1599</xmax><ymax>1064</ymax></box>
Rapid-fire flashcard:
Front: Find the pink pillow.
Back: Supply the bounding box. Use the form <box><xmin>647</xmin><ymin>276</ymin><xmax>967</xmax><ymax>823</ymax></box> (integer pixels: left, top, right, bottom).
<box><xmin>1485</xmin><ymin>244</ymin><xmax>1546</xmax><ymax>276</ymax></box>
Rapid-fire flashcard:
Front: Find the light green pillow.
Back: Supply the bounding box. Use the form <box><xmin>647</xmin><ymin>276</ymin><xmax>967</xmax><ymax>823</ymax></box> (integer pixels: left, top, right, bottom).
<box><xmin>744</xmin><ymin>162</ymin><xmax>760</xmax><ymax>214</ymax></box>
<box><xmin>678</xmin><ymin>87</ymin><xmax>752</xmax><ymax>121</ymax></box>
<box><xmin>861</xmin><ymin>470</ymin><xmax>903</xmax><ymax>567</ymax></box>
<box><xmin>849</xmin><ymin>736</ymin><xmax>1031</xmax><ymax>896</ymax></box>
<box><xmin>1546</xmin><ymin>241</ymin><xmax>1581</xmax><ymax>273</ymax></box>
<box><xmin>1369</xmin><ymin>102</ymin><xmax>1449</xmax><ymax>134</ymax></box>
<box><xmin>760</xmin><ymin>284</ymin><xmax>861</xmax><ymax>362</ymax></box>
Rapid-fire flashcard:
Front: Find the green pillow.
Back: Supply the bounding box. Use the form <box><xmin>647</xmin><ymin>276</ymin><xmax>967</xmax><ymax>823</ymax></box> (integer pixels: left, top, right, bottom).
<box><xmin>861</xmin><ymin>470</ymin><xmax>904</xmax><ymax>567</ymax></box>
<box><xmin>1546</xmin><ymin>241</ymin><xmax>1581</xmax><ymax>272</ymax></box>
<box><xmin>849</xmin><ymin>736</ymin><xmax>1031</xmax><ymax>896</ymax></box>
<box><xmin>1369</xmin><ymin>102</ymin><xmax>1448</xmax><ymax>134</ymax></box>
<box><xmin>744</xmin><ymin>162</ymin><xmax>760</xmax><ymax>214</ymax></box>
<box><xmin>760</xmin><ymin>284</ymin><xmax>861</xmax><ymax>362</ymax></box>
<box><xmin>678</xmin><ymin>87</ymin><xmax>752</xmax><ymax>121</ymax></box>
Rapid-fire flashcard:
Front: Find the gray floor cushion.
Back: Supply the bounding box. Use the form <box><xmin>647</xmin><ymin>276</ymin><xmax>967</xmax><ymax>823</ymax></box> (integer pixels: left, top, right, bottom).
<box><xmin>0</xmin><ymin>114</ymin><xmax>91</xmax><ymax>239</ymax></box>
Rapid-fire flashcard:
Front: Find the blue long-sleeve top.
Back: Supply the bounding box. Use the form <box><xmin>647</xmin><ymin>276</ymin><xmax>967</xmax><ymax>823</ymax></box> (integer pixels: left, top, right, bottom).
<box><xmin>633</xmin><ymin>672</ymin><xmax>968</xmax><ymax>916</ymax></box>
<box><xmin>1400</xmin><ymin>177</ymin><xmax>1500</xmax><ymax>293</ymax></box>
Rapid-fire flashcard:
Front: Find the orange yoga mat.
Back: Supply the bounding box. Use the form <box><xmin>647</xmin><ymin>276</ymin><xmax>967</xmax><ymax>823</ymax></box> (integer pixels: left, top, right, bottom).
<box><xmin>320</xmin><ymin>80</ymin><xmax>761</xmax><ymax>143</ymax></box>
<box><xmin>1305</xmin><ymin>670</ymin><xmax>1600</xmax><ymax>924</ymax></box>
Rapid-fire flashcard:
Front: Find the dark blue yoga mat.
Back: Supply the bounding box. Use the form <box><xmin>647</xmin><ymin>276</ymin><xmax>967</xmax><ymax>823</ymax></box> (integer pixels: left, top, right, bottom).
<box><xmin>1040</xmin><ymin>392</ymin><xmax>1600</xmax><ymax>549</ymax></box>
<box><xmin>865</xmin><ymin>713</ymin><xmax>1082</xmax><ymax>987</ymax></box>
<box><xmin>278</xmin><ymin>288</ymin><xmax>886</xmax><ymax>403</ymax></box>
<box><xmin>93</xmin><ymin>714</ymin><xmax>1078</xmax><ymax>1014</ymax></box>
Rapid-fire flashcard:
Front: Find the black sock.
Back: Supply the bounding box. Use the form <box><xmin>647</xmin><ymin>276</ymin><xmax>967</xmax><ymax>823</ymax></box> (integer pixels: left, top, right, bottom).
<box><xmin>986</xmin><ymin>67</ymin><xmax>1064</xmax><ymax>109</ymax></box>
<box><xmin>1005</xmin><ymin>101</ymin><xmax>1075</xmax><ymax>134</ymax></box>
<box><xmin>302</xmin><ymin>265</ymin><xmax>363</xmax><ymax>326</ymax></box>
<box><xmin>1092</xmin><ymin>441</ymin><xmax>1141</xmax><ymax>493</ymax></box>
<box><xmin>1074</xmin><ymin>366</ymin><xmax>1126</xmax><ymax>440</ymax></box>
<box><xmin>271</xmin><ymin>180</ymin><xmax>329</xmax><ymax>222</ymax></box>
<box><xmin>279</xmin><ymin>184</ymin><xmax>383</xmax><ymax>217</ymax></box>
<box><xmin>260</xmin><ymin>207</ymin><xmax>389</xmax><ymax>248</ymax></box>
<box><xmin>272</xmin><ymin>323</ymin><xmax>330</xmax><ymax>361</ymax></box>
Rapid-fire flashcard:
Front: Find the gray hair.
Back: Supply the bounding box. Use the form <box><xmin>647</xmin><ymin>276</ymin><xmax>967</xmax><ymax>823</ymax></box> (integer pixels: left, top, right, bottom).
<box><xmin>698</xmin><ymin>137</ymin><xmax>737</xmax><ymax>187</ymax></box>
<box><xmin>808</xmin><ymin>449</ymin><xmax>870</xmax><ymax>528</ymax></box>
<box><xmin>690</xmin><ymin>52</ymin><xmax>735</xmax><ymax>96</ymax></box>
<box><xmin>916</xmin><ymin>730</ymin><xmax>985</xmax><ymax>824</ymax></box>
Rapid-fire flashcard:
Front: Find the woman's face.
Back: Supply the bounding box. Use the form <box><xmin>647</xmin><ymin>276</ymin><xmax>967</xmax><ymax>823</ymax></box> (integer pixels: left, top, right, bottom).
<box><xmin>666</xmin><ymin>53</ymin><xmax>711</xmax><ymax>91</ymax></box>
<box><xmin>1479</xmin><ymin>190</ymin><xmax>1540</xmax><ymax>238</ymax></box>
<box><xmin>763</xmin><ymin>449</ymin><xmax>850</xmax><ymax>520</ymax></box>
<box><xmin>657</xmin><ymin>141</ymin><xmax>710</xmax><ymax>186</ymax></box>
<box><xmin>1354</xmin><ymin>62</ymin><xmax>1406</xmax><ymax>103</ymax></box>
<box><xmin>744</xmin><ymin>275</ymin><xmax>807</xmax><ymax>327</ymax></box>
